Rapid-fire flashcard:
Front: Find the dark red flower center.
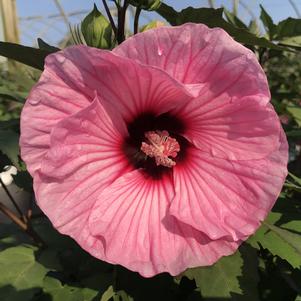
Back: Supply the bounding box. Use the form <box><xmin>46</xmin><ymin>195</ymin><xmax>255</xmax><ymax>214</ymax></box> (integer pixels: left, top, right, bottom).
<box><xmin>123</xmin><ymin>112</ymin><xmax>189</xmax><ymax>178</ymax></box>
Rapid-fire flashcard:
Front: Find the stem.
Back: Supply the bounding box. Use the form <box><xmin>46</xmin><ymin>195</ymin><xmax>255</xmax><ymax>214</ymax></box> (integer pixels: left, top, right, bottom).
<box><xmin>134</xmin><ymin>6</ymin><xmax>141</xmax><ymax>34</ymax></box>
<box><xmin>102</xmin><ymin>0</ymin><xmax>118</xmax><ymax>38</ymax></box>
<box><xmin>113</xmin><ymin>0</ymin><xmax>120</xmax><ymax>8</ymax></box>
<box><xmin>0</xmin><ymin>201</ymin><xmax>46</xmax><ymax>247</ymax></box>
<box><xmin>0</xmin><ymin>201</ymin><xmax>27</xmax><ymax>230</ymax></box>
<box><xmin>117</xmin><ymin>0</ymin><xmax>129</xmax><ymax>44</ymax></box>
<box><xmin>0</xmin><ymin>177</ymin><xmax>27</xmax><ymax>222</ymax></box>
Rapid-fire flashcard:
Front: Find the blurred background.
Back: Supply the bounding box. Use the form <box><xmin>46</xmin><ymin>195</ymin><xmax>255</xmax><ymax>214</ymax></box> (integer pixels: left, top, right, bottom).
<box><xmin>0</xmin><ymin>0</ymin><xmax>301</xmax><ymax>48</ymax></box>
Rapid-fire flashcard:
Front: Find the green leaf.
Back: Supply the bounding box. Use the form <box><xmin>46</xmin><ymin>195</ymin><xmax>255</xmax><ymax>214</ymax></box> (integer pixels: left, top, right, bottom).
<box><xmin>41</xmin><ymin>277</ymin><xmax>88</xmax><ymax>301</ymax></box>
<box><xmin>0</xmin><ymin>129</ymin><xmax>20</xmax><ymax>167</ymax></box>
<box><xmin>284</xmin><ymin>173</ymin><xmax>301</xmax><ymax>193</ymax></box>
<box><xmin>287</xmin><ymin>106</ymin><xmax>301</xmax><ymax>126</ymax></box>
<box><xmin>184</xmin><ymin>244</ymin><xmax>259</xmax><ymax>300</ymax></box>
<box><xmin>101</xmin><ymin>285</ymin><xmax>115</xmax><ymax>301</ymax></box>
<box><xmin>0</xmin><ymin>246</ymin><xmax>48</xmax><ymax>301</ymax></box>
<box><xmin>0</xmin><ymin>42</ymin><xmax>53</xmax><ymax>70</ymax></box>
<box><xmin>260</xmin><ymin>5</ymin><xmax>276</xmax><ymax>39</ymax></box>
<box><xmin>248</xmin><ymin>20</ymin><xmax>260</xmax><ymax>36</ymax></box>
<box><xmin>276</xmin><ymin>18</ymin><xmax>301</xmax><ymax>40</ymax></box>
<box><xmin>223</xmin><ymin>8</ymin><xmax>248</xmax><ymax>29</ymax></box>
<box><xmin>81</xmin><ymin>4</ymin><xmax>112</xmax><ymax>49</ymax></box>
<box><xmin>0</xmin><ymin>87</ymin><xmax>26</xmax><ymax>103</ymax></box>
<box><xmin>288</xmin><ymin>172</ymin><xmax>301</xmax><ymax>186</ymax></box>
<box><xmin>101</xmin><ymin>285</ymin><xmax>133</xmax><ymax>301</ymax></box>
<box><xmin>37</xmin><ymin>38</ymin><xmax>60</xmax><ymax>52</ymax></box>
<box><xmin>275</xmin><ymin>18</ymin><xmax>301</xmax><ymax>47</ymax></box>
<box><xmin>129</xmin><ymin>0</ymin><xmax>161</xmax><ymax>11</ymax></box>
<box><xmin>248</xmin><ymin>210</ymin><xmax>301</xmax><ymax>269</ymax></box>
<box><xmin>156</xmin><ymin>4</ymin><xmax>285</xmax><ymax>50</ymax></box>
<box><xmin>279</xmin><ymin>36</ymin><xmax>301</xmax><ymax>48</ymax></box>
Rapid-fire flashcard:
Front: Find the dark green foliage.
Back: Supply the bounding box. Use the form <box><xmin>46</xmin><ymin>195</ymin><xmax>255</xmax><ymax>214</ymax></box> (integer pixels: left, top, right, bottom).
<box><xmin>0</xmin><ymin>2</ymin><xmax>301</xmax><ymax>300</ymax></box>
<box><xmin>0</xmin><ymin>42</ymin><xmax>55</xmax><ymax>70</ymax></box>
<box><xmin>156</xmin><ymin>4</ymin><xmax>285</xmax><ymax>50</ymax></box>
<box><xmin>129</xmin><ymin>0</ymin><xmax>161</xmax><ymax>11</ymax></box>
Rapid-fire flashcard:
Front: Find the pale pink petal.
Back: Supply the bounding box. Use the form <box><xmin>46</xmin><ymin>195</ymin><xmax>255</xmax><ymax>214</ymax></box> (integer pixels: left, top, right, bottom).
<box><xmin>21</xmin><ymin>45</ymin><xmax>192</xmax><ymax>175</ymax></box>
<box><xmin>52</xmin><ymin>46</ymin><xmax>193</xmax><ymax>123</ymax></box>
<box><xmin>114</xmin><ymin>23</ymin><xmax>269</xmax><ymax>100</ymax></box>
<box><xmin>34</xmin><ymin>98</ymin><xmax>131</xmax><ymax>249</ymax></box>
<box><xmin>88</xmin><ymin>170</ymin><xmax>239</xmax><ymax>277</ymax></box>
<box><xmin>20</xmin><ymin>58</ymin><xmax>92</xmax><ymax>175</ymax></box>
<box><xmin>172</xmin><ymin>97</ymin><xmax>281</xmax><ymax>160</ymax></box>
<box><xmin>170</xmin><ymin>129</ymin><xmax>288</xmax><ymax>242</ymax></box>
<box><xmin>115</xmin><ymin>23</ymin><xmax>275</xmax><ymax>160</ymax></box>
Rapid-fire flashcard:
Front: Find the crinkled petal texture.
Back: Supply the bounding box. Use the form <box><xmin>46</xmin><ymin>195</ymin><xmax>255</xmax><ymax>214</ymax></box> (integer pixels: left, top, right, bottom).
<box><xmin>113</xmin><ymin>23</ymin><xmax>270</xmax><ymax>100</ymax></box>
<box><xmin>20</xmin><ymin>23</ymin><xmax>288</xmax><ymax>277</ymax></box>
<box><xmin>20</xmin><ymin>44</ymin><xmax>192</xmax><ymax>175</ymax></box>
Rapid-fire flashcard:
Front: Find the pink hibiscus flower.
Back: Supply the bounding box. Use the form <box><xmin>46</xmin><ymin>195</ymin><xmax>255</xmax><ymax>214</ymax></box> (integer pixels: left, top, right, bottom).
<box><xmin>20</xmin><ymin>23</ymin><xmax>288</xmax><ymax>277</ymax></box>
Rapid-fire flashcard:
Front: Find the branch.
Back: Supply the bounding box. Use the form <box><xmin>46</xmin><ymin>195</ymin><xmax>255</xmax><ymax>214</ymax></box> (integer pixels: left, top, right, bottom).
<box><xmin>134</xmin><ymin>6</ymin><xmax>141</xmax><ymax>34</ymax></box>
<box><xmin>0</xmin><ymin>201</ymin><xmax>46</xmax><ymax>248</ymax></box>
<box><xmin>117</xmin><ymin>0</ymin><xmax>129</xmax><ymax>44</ymax></box>
<box><xmin>0</xmin><ymin>177</ymin><xmax>27</xmax><ymax>223</ymax></box>
<box><xmin>0</xmin><ymin>201</ymin><xmax>27</xmax><ymax>230</ymax></box>
<box><xmin>102</xmin><ymin>0</ymin><xmax>118</xmax><ymax>38</ymax></box>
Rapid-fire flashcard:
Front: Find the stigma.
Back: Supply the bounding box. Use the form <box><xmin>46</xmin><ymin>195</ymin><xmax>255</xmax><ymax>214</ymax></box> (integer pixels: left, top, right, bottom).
<box><xmin>141</xmin><ymin>130</ymin><xmax>180</xmax><ymax>168</ymax></box>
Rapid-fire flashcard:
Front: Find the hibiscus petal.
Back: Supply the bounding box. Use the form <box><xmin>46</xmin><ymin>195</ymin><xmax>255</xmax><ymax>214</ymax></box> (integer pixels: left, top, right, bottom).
<box><xmin>173</xmin><ymin>97</ymin><xmax>281</xmax><ymax>160</ymax></box>
<box><xmin>50</xmin><ymin>46</ymin><xmax>192</xmax><ymax>122</ymax></box>
<box><xmin>88</xmin><ymin>170</ymin><xmax>239</xmax><ymax>277</ymax></box>
<box><xmin>114</xmin><ymin>23</ymin><xmax>269</xmax><ymax>100</ymax></box>
<box><xmin>35</xmin><ymin>98</ymin><xmax>131</xmax><ymax>241</ymax></box>
<box><xmin>21</xmin><ymin>45</ymin><xmax>192</xmax><ymax>175</ymax></box>
<box><xmin>20</xmin><ymin>60</ymin><xmax>92</xmax><ymax>175</ymax></box>
<box><xmin>170</xmin><ymin>129</ymin><xmax>288</xmax><ymax>241</ymax></box>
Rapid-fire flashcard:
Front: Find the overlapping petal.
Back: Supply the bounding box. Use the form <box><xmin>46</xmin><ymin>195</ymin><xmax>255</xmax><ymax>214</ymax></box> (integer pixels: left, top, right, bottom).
<box><xmin>115</xmin><ymin>23</ymin><xmax>278</xmax><ymax>161</ymax></box>
<box><xmin>88</xmin><ymin>170</ymin><xmax>239</xmax><ymax>277</ymax></box>
<box><xmin>35</xmin><ymin>98</ymin><xmax>131</xmax><ymax>242</ymax></box>
<box><xmin>114</xmin><ymin>23</ymin><xmax>269</xmax><ymax>100</ymax></box>
<box><xmin>170</xmin><ymin>129</ymin><xmax>288</xmax><ymax>241</ymax></box>
<box><xmin>172</xmin><ymin>98</ymin><xmax>280</xmax><ymax>160</ymax></box>
<box><xmin>21</xmin><ymin>45</ymin><xmax>193</xmax><ymax>175</ymax></box>
<box><xmin>20</xmin><ymin>63</ymin><xmax>91</xmax><ymax>175</ymax></box>
<box><xmin>47</xmin><ymin>45</ymin><xmax>193</xmax><ymax>124</ymax></box>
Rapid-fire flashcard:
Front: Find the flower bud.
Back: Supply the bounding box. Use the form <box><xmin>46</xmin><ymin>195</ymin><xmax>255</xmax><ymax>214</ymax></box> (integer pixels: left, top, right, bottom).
<box><xmin>81</xmin><ymin>4</ymin><xmax>112</xmax><ymax>49</ymax></box>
